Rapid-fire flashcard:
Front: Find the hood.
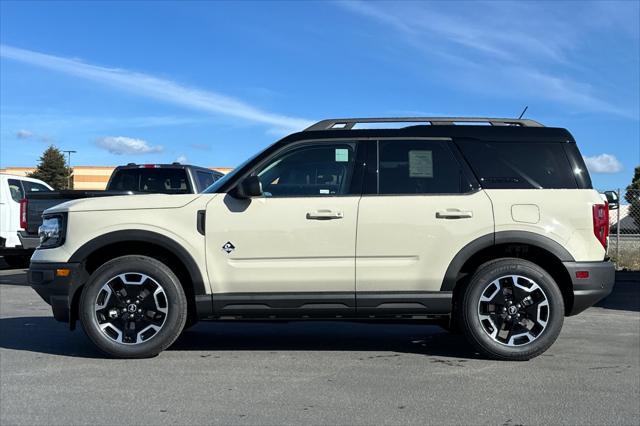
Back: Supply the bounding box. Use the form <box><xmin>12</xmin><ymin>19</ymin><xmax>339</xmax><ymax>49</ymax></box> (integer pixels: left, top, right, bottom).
<box><xmin>45</xmin><ymin>193</ymin><xmax>203</xmax><ymax>214</ymax></box>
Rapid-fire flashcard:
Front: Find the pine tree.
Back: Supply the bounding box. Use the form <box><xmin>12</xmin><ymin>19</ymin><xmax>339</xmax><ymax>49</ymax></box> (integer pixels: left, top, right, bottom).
<box><xmin>625</xmin><ymin>166</ymin><xmax>640</xmax><ymax>230</ymax></box>
<box><xmin>27</xmin><ymin>146</ymin><xmax>72</xmax><ymax>190</ymax></box>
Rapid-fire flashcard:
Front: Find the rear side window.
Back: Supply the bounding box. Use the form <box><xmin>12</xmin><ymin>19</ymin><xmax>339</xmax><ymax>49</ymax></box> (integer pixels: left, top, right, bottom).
<box><xmin>378</xmin><ymin>140</ymin><xmax>465</xmax><ymax>194</ymax></box>
<box><xmin>23</xmin><ymin>181</ymin><xmax>51</xmax><ymax>193</ymax></box>
<box><xmin>7</xmin><ymin>179</ymin><xmax>24</xmax><ymax>202</ymax></box>
<box><xmin>456</xmin><ymin>140</ymin><xmax>578</xmax><ymax>189</ymax></box>
<box><xmin>109</xmin><ymin>169</ymin><xmax>191</xmax><ymax>194</ymax></box>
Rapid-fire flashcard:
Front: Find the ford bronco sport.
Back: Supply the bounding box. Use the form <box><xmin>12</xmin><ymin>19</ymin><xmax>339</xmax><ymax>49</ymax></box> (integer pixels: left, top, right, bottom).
<box><xmin>28</xmin><ymin>117</ymin><xmax>615</xmax><ymax>360</ymax></box>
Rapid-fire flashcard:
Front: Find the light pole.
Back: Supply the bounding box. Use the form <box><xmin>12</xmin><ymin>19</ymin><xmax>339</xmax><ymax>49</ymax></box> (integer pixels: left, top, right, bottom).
<box><xmin>63</xmin><ymin>150</ymin><xmax>76</xmax><ymax>189</ymax></box>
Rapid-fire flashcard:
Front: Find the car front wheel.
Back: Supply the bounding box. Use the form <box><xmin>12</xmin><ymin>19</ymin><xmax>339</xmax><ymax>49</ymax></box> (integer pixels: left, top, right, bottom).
<box><xmin>461</xmin><ymin>258</ymin><xmax>564</xmax><ymax>361</ymax></box>
<box><xmin>79</xmin><ymin>255</ymin><xmax>187</xmax><ymax>358</ymax></box>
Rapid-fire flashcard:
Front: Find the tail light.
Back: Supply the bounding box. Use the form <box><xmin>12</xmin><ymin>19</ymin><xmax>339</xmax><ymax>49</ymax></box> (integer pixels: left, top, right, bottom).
<box><xmin>592</xmin><ymin>203</ymin><xmax>609</xmax><ymax>249</ymax></box>
<box><xmin>19</xmin><ymin>198</ymin><xmax>28</xmax><ymax>229</ymax></box>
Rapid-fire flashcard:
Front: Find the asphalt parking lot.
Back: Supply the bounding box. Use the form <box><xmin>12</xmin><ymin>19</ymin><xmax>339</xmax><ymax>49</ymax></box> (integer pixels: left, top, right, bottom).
<box><xmin>0</xmin><ymin>261</ymin><xmax>638</xmax><ymax>426</ymax></box>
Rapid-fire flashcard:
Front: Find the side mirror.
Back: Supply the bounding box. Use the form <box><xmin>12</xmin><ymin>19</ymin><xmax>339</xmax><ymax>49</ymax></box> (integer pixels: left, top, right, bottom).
<box><xmin>603</xmin><ymin>191</ymin><xmax>619</xmax><ymax>210</ymax></box>
<box><xmin>234</xmin><ymin>175</ymin><xmax>263</xmax><ymax>199</ymax></box>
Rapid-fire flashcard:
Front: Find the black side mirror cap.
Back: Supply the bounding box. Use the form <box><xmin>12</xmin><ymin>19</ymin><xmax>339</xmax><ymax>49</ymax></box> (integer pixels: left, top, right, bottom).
<box><xmin>603</xmin><ymin>191</ymin><xmax>619</xmax><ymax>210</ymax></box>
<box><xmin>233</xmin><ymin>175</ymin><xmax>263</xmax><ymax>199</ymax></box>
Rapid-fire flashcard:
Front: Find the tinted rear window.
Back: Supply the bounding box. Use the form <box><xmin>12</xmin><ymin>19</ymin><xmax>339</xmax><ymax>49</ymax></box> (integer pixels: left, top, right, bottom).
<box><xmin>456</xmin><ymin>140</ymin><xmax>578</xmax><ymax>189</ymax></box>
<box><xmin>195</xmin><ymin>171</ymin><xmax>215</xmax><ymax>192</ymax></box>
<box><xmin>109</xmin><ymin>169</ymin><xmax>190</xmax><ymax>193</ymax></box>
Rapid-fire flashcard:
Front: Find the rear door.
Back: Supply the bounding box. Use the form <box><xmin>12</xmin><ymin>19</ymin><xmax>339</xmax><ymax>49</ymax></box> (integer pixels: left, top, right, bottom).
<box><xmin>355</xmin><ymin>138</ymin><xmax>494</xmax><ymax>315</ymax></box>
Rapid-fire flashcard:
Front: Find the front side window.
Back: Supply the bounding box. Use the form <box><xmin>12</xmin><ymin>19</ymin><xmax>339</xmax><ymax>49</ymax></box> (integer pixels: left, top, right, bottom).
<box><xmin>378</xmin><ymin>140</ymin><xmax>464</xmax><ymax>194</ymax></box>
<box><xmin>7</xmin><ymin>179</ymin><xmax>24</xmax><ymax>202</ymax></box>
<box><xmin>255</xmin><ymin>143</ymin><xmax>357</xmax><ymax>197</ymax></box>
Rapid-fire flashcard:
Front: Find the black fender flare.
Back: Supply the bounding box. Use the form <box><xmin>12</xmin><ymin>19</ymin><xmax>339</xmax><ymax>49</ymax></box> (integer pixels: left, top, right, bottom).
<box><xmin>69</xmin><ymin>230</ymin><xmax>207</xmax><ymax>296</ymax></box>
<box><xmin>440</xmin><ymin>231</ymin><xmax>575</xmax><ymax>291</ymax></box>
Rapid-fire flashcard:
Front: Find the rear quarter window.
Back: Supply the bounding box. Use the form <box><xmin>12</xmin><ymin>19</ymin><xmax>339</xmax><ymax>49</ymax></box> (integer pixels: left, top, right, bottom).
<box><xmin>195</xmin><ymin>171</ymin><xmax>216</xmax><ymax>192</ymax></box>
<box><xmin>109</xmin><ymin>169</ymin><xmax>191</xmax><ymax>193</ymax></box>
<box><xmin>456</xmin><ymin>140</ymin><xmax>578</xmax><ymax>189</ymax></box>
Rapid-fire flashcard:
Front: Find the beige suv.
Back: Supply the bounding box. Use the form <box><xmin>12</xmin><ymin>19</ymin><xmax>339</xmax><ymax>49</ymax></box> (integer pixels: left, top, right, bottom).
<box><xmin>28</xmin><ymin>117</ymin><xmax>615</xmax><ymax>360</ymax></box>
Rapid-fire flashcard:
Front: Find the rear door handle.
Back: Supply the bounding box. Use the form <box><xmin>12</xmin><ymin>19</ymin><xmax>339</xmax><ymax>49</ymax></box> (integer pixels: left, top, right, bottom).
<box><xmin>436</xmin><ymin>209</ymin><xmax>473</xmax><ymax>219</ymax></box>
<box><xmin>306</xmin><ymin>209</ymin><xmax>343</xmax><ymax>220</ymax></box>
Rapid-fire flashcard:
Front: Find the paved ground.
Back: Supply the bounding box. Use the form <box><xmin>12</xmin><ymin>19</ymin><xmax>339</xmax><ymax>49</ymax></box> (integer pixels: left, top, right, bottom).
<box><xmin>0</xmin><ymin>261</ymin><xmax>638</xmax><ymax>425</ymax></box>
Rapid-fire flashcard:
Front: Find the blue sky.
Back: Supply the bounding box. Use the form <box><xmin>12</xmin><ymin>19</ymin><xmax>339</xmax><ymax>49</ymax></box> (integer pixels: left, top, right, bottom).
<box><xmin>1</xmin><ymin>0</ymin><xmax>638</xmax><ymax>190</ymax></box>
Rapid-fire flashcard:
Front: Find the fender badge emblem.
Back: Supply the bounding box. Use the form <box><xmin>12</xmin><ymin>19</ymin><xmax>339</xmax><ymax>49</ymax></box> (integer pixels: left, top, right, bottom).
<box><xmin>222</xmin><ymin>242</ymin><xmax>235</xmax><ymax>254</ymax></box>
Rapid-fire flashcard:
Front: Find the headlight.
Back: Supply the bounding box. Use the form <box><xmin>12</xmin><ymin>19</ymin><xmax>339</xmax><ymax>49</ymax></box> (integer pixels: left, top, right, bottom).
<box><xmin>38</xmin><ymin>215</ymin><xmax>66</xmax><ymax>249</ymax></box>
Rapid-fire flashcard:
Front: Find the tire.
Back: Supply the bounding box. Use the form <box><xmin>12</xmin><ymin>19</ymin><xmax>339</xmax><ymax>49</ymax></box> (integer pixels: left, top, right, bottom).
<box><xmin>79</xmin><ymin>255</ymin><xmax>187</xmax><ymax>358</ymax></box>
<box><xmin>460</xmin><ymin>258</ymin><xmax>564</xmax><ymax>361</ymax></box>
<box><xmin>3</xmin><ymin>255</ymin><xmax>31</xmax><ymax>268</ymax></box>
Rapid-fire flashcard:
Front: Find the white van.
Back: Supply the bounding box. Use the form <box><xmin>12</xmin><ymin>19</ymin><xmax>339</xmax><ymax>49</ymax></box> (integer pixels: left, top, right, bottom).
<box><xmin>0</xmin><ymin>174</ymin><xmax>52</xmax><ymax>266</ymax></box>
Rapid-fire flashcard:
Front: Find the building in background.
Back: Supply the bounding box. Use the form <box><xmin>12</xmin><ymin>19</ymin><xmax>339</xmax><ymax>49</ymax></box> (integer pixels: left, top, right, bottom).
<box><xmin>0</xmin><ymin>165</ymin><xmax>232</xmax><ymax>190</ymax></box>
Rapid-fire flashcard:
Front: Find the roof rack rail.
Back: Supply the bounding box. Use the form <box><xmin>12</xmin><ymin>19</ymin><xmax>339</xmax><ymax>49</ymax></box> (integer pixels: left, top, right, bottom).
<box><xmin>304</xmin><ymin>117</ymin><xmax>544</xmax><ymax>131</ymax></box>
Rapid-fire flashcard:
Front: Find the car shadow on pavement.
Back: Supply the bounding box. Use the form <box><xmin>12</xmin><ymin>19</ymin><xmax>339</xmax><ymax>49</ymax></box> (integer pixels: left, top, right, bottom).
<box><xmin>0</xmin><ymin>270</ymin><xmax>28</xmax><ymax>286</ymax></box>
<box><xmin>172</xmin><ymin>321</ymin><xmax>480</xmax><ymax>359</ymax></box>
<box><xmin>0</xmin><ymin>317</ymin><xmax>103</xmax><ymax>358</ymax></box>
<box><xmin>0</xmin><ymin>315</ymin><xmax>480</xmax><ymax>360</ymax></box>
<box><xmin>595</xmin><ymin>280</ymin><xmax>640</xmax><ymax>312</ymax></box>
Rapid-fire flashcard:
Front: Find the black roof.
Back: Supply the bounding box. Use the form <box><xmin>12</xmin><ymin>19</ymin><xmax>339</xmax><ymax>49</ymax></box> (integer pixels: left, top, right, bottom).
<box><xmin>285</xmin><ymin>124</ymin><xmax>575</xmax><ymax>144</ymax></box>
<box><xmin>115</xmin><ymin>163</ymin><xmax>223</xmax><ymax>174</ymax></box>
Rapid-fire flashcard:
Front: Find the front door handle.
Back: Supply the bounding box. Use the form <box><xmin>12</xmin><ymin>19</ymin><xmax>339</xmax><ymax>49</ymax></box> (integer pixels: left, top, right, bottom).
<box><xmin>435</xmin><ymin>209</ymin><xmax>473</xmax><ymax>219</ymax></box>
<box><xmin>306</xmin><ymin>209</ymin><xmax>343</xmax><ymax>220</ymax></box>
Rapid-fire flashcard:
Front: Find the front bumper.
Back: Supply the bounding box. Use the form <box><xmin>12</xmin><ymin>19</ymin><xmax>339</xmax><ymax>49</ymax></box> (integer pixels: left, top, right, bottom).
<box><xmin>563</xmin><ymin>260</ymin><xmax>615</xmax><ymax>315</ymax></box>
<box><xmin>29</xmin><ymin>262</ymin><xmax>88</xmax><ymax>325</ymax></box>
<box><xmin>18</xmin><ymin>231</ymin><xmax>40</xmax><ymax>250</ymax></box>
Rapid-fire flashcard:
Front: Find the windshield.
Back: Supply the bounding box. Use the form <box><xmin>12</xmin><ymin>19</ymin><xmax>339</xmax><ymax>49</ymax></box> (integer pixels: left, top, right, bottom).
<box><xmin>202</xmin><ymin>148</ymin><xmax>266</xmax><ymax>193</ymax></box>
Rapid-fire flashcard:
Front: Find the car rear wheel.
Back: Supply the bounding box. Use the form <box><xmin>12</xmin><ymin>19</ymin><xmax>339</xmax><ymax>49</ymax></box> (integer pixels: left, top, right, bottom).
<box><xmin>79</xmin><ymin>255</ymin><xmax>187</xmax><ymax>358</ymax></box>
<box><xmin>460</xmin><ymin>258</ymin><xmax>564</xmax><ymax>360</ymax></box>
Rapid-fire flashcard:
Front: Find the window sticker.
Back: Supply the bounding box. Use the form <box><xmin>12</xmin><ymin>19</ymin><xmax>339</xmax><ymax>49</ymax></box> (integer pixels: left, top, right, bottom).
<box><xmin>409</xmin><ymin>150</ymin><xmax>433</xmax><ymax>178</ymax></box>
<box><xmin>335</xmin><ymin>148</ymin><xmax>349</xmax><ymax>162</ymax></box>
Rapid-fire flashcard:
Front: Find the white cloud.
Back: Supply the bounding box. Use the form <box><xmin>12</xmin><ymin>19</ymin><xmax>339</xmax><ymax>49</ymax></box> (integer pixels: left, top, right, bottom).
<box><xmin>583</xmin><ymin>154</ymin><xmax>623</xmax><ymax>174</ymax></box>
<box><xmin>0</xmin><ymin>44</ymin><xmax>313</xmax><ymax>132</ymax></box>
<box><xmin>16</xmin><ymin>129</ymin><xmax>33</xmax><ymax>139</ymax></box>
<box><xmin>175</xmin><ymin>154</ymin><xmax>188</xmax><ymax>164</ymax></box>
<box><xmin>96</xmin><ymin>136</ymin><xmax>163</xmax><ymax>155</ymax></box>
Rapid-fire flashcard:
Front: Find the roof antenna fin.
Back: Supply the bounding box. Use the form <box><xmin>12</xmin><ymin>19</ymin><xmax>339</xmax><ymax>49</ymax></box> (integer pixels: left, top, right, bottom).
<box><xmin>517</xmin><ymin>105</ymin><xmax>529</xmax><ymax>120</ymax></box>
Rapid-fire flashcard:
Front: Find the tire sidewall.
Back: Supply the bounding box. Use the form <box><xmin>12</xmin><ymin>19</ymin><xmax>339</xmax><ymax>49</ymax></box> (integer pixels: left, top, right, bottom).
<box><xmin>462</xmin><ymin>259</ymin><xmax>565</xmax><ymax>360</ymax></box>
<box><xmin>79</xmin><ymin>255</ymin><xmax>187</xmax><ymax>358</ymax></box>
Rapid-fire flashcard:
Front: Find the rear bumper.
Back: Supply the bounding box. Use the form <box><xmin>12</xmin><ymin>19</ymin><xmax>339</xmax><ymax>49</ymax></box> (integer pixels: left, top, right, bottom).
<box><xmin>563</xmin><ymin>260</ymin><xmax>615</xmax><ymax>315</ymax></box>
<box><xmin>18</xmin><ymin>231</ymin><xmax>40</xmax><ymax>250</ymax></box>
<box><xmin>29</xmin><ymin>261</ymin><xmax>88</xmax><ymax>324</ymax></box>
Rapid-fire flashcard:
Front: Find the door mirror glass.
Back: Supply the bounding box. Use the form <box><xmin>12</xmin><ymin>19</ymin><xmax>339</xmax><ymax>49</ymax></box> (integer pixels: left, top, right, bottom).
<box><xmin>234</xmin><ymin>175</ymin><xmax>263</xmax><ymax>199</ymax></box>
<box><xmin>603</xmin><ymin>190</ymin><xmax>619</xmax><ymax>210</ymax></box>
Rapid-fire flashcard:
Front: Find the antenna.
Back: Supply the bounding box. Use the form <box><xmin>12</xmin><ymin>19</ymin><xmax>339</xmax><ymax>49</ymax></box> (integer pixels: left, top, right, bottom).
<box><xmin>517</xmin><ymin>106</ymin><xmax>529</xmax><ymax>120</ymax></box>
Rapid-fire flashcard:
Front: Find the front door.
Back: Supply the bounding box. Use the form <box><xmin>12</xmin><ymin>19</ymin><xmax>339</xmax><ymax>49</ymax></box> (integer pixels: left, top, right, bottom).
<box><xmin>205</xmin><ymin>140</ymin><xmax>363</xmax><ymax>317</ymax></box>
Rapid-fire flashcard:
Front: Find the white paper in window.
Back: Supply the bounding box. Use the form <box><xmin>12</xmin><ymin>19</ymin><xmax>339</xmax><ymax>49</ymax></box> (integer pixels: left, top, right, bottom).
<box><xmin>335</xmin><ymin>148</ymin><xmax>349</xmax><ymax>162</ymax></box>
<box><xmin>409</xmin><ymin>150</ymin><xmax>433</xmax><ymax>177</ymax></box>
